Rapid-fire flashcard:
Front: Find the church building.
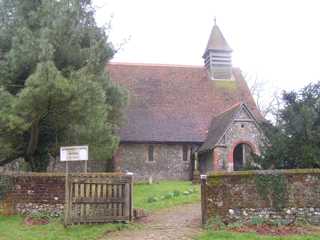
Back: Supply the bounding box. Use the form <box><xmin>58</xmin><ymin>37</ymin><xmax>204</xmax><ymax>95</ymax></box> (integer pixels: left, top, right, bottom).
<box><xmin>108</xmin><ymin>23</ymin><xmax>264</xmax><ymax>181</ymax></box>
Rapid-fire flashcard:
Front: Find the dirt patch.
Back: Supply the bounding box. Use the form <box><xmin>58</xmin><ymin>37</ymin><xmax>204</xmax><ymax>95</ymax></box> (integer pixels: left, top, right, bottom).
<box><xmin>102</xmin><ymin>203</ymin><xmax>202</xmax><ymax>240</ymax></box>
<box><xmin>230</xmin><ymin>225</ymin><xmax>319</xmax><ymax>236</ymax></box>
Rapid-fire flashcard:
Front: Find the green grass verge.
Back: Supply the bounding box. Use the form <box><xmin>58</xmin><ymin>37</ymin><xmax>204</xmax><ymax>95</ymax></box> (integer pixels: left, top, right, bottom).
<box><xmin>0</xmin><ymin>181</ymin><xmax>200</xmax><ymax>240</ymax></box>
<box><xmin>196</xmin><ymin>231</ymin><xmax>320</xmax><ymax>240</ymax></box>
<box><xmin>0</xmin><ymin>215</ymin><xmax>128</xmax><ymax>240</ymax></box>
<box><xmin>134</xmin><ymin>181</ymin><xmax>200</xmax><ymax>211</ymax></box>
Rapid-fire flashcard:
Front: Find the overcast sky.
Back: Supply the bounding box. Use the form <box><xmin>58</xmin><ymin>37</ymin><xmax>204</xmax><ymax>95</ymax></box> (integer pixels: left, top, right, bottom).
<box><xmin>94</xmin><ymin>0</ymin><xmax>320</xmax><ymax>93</ymax></box>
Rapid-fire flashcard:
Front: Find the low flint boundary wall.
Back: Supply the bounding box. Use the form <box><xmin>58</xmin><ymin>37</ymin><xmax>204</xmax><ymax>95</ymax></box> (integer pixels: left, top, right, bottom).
<box><xmin>0</xmin><ymin>172</ymin><xmax>127</xmax><ymax>217</ymax></box>
<box><xmin>201</xmin><ymin>169</ymin><xmax>320</xmax><ymax>225</ymax></box>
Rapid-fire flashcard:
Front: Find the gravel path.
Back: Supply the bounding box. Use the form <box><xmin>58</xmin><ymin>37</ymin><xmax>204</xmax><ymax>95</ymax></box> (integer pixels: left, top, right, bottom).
<box><xmin>102</xmin><ymin>203</ymin><xmax>202</xmax><ymax>240</ymax></box>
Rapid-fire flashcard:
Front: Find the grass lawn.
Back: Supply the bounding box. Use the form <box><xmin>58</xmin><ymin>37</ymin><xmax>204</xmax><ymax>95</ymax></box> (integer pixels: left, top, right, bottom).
<box><xmin>0</xmin><ymin>215</ymin><xmax>128</xmax><ymax>240</ymax></box>
<box><xmin>196</xmin><ymin>231</ymin><xmax>320</xmax><ymax>240</ymax></box>
<box><xmin>0</xmin><ymin>181</ymin><xmax>199</xmax><ymax>240</ymax></box>
<box><xmin>134</xmin><ymin>180</ymin><xmax>200</xmax><ymax>211</ymax></box>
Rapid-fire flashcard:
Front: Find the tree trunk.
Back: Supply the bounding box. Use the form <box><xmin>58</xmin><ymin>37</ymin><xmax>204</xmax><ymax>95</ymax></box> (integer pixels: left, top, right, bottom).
<box><xmin>25</xmin><ymin>119</ymin><xmax>48</xmax><ymax>171</ymax></box>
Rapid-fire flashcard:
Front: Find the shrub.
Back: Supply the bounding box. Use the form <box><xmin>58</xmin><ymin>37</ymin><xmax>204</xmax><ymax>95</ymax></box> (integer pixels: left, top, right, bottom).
<box><xmin>28</xmin><ymin>211</ymin><xmax>51</xmax><ymax>221</ymax></box>
<box><xmin>250</xmin><ymin>216</ymin><xmax>267</xmax><ymax>226</ymax></box>
<box><xmin>164</xmin><ymin>192</ymin><xmax>174</xmax><ymax>199</ymax></box>
<box><xmin>226</xmin><ymin>220</ymin><xmax>244</xmax><ymax>229</ymax></box>
<box><xmin>188</xmin><ymin>188</ymin><xmax>197</xmax><ymax>193</ymax></box>
<box><xmin>205</xmin><ymin>216</ymin><xmax>226</xmax><ymax>230</ymax></box>
<box><xmin>173</xmin><ymin>190</ymin><xmax>180</xmax><ymax>197</ymax></box>
<box><xmin>147</xmin><ymin>196</ymin><xmax>159</xmax><ymax>203</ymax></box>
<box><xmin>269</xmin><ymin>218</ymin><xmax>292</xmax><ymax>227</ymax></box>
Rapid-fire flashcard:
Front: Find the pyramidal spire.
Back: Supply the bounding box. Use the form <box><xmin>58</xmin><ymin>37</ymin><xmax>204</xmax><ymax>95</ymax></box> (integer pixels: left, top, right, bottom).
<box><xmin>203</xmin><ymin>20</ymin><xmax>233</xmax><ymax>80</ymax></box>
<box><xmin>204</xmin><ymin>22</ymin><xmax>232</xmax><ymax>54</ymax></box>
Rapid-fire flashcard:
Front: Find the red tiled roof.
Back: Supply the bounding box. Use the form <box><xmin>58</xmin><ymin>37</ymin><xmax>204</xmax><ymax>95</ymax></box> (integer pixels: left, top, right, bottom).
<box><xmin>107</xmin><ymin>62</ymin><xmax>261</xmax><ymax>143</ymax></box>
<box><xmin>198</xmin><ymin>103</ymin><xmax>260</xmax><ymax>153</ymax></box>
<box><xmin>198</xmin><ymin>103</ymin><xmax>242</xmax><ymax>152</ymax></box>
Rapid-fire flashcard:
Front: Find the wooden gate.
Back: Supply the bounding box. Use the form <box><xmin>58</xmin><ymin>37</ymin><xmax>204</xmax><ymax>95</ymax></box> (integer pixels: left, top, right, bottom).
<box><xmin>64</xmin><ymin>173</ymin><xmax>133</xmax><ymax>225</ymax></box>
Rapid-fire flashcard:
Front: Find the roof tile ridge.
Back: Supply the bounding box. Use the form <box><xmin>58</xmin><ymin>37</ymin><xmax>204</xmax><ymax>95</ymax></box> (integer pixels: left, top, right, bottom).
<box><xmin>215</xmin><ymin>102</ymin><xmax>242</xmax><ymax>117</ymax></box>
<box><xmin>108</xmin><ymin>62</ymin><xmax>204</xmax><ymax>68</ymax></box>
<box><xmin>206</xmin><ymin>102</ymin><xmax>242</xmax><ymax>134</ymax></box>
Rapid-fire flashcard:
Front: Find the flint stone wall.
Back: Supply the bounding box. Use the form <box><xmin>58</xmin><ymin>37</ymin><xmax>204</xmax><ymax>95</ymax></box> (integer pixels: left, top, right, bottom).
<box><xmin>0</xmin><ymin>172</ymin><xmax>65</xmax><ymax>216</ymax></box>
<box><xmin>202</xmin><ymin>169</ymin><xmax>320</xmax><ymax>225</ymax></box>
<box><xmin>48</xmin><ymin>159</ymin><xmax>110</xmax><ymax>173</ymax></box>
<box><xmin>199</xmin><ymin>107</ymin><xmax>263</xmax><ymax>173</ymax></box>
<box><xmin>0</xmin><ymin>158</ymin><xmax>25</xmax><ymax>172</ymax></box>
<box><xmin>217</xmin><ymin>108</ymin><xmax>262</xmax><ymax>170</ymax></box>
<box><xmin>115</xmin><ymin>143</ymin><xmax>193</xmax><ymax>181</ymax></box>
<box><xmin>0</xmin><ymin>172</ymin><xmax>129</xmax><ymax>217</ymax></box>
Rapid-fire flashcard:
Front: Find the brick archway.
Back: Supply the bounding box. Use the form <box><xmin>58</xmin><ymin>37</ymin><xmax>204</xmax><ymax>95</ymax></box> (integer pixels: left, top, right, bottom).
<box><xmin>227</xmin><ymin>140</ymin><xmax>259</xmax><ymax>171</ymax></box>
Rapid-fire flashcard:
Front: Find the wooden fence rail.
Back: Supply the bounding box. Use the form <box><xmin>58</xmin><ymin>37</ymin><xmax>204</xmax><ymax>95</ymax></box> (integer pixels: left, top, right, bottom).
<box><xmin>64</xmin><ymin>173</ymin><xmax>133</xmax><ymax>225</ymax></box>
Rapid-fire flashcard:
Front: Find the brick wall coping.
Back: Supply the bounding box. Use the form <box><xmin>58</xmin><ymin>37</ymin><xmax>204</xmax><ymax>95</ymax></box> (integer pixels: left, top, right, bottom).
<box><xmin>0</xmin><ymin>171</ymin><xmax>127</xmax><ymax>177</ymax></box>
<box><xmin>207</xmin><ymin>168</ymin><xmax>320</xmax><ymax>177</ymax></box>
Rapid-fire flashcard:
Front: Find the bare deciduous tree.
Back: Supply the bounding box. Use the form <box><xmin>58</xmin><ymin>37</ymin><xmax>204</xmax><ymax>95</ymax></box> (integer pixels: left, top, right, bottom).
<box><xmin>245</xmin><ymin>73</ymin><xmax>282</xmax><ymax>124</ymax></box>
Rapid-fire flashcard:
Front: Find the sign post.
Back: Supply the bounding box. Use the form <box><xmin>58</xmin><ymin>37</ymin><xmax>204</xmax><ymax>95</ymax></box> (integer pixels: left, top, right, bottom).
<box><xmin>61</xmin><ymin>145</ymin><xmax>88</xmax><ymax>226</ymax></box>
<box><xmin>60</xmin><ymin>145</ymin><xmax>89</xmax><ymax>172</ymax></box>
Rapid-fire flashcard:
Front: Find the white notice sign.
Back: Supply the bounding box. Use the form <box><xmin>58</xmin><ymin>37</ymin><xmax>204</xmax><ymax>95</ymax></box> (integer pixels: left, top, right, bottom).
<box><xmin>60</xmin><ymin>146</ymin><xmax>88</xmax><ymax>161</ymax></box>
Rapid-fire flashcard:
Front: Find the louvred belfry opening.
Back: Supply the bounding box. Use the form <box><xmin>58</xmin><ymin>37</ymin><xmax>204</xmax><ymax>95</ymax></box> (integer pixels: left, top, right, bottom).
<box><xmin>203</xmin><ymin>21</ymin><xmax>233</xmax><ymax>80</ymax></box>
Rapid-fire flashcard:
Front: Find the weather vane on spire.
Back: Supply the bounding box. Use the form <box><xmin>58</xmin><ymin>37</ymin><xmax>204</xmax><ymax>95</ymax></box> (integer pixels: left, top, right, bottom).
<box><xmin>214</xmin><ymin>16</ymin><xmax>217</xmax><ymax>25</ymax></box>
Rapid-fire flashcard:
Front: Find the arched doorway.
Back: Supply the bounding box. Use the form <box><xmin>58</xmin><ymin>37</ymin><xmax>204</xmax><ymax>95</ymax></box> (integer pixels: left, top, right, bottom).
<box><xmin>233</xmin><ymin>143</ymin><xmax>254</xmax><ymax>171</ymax></box>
